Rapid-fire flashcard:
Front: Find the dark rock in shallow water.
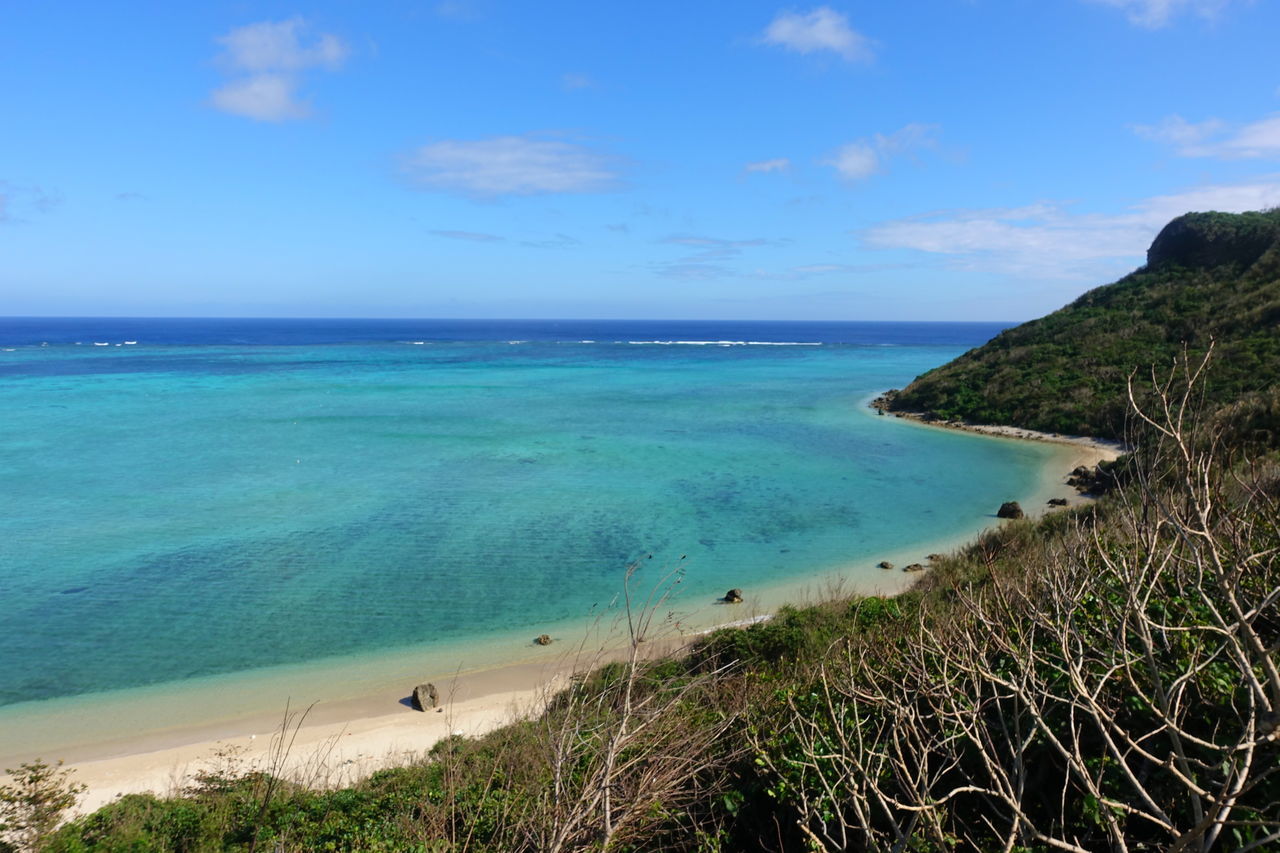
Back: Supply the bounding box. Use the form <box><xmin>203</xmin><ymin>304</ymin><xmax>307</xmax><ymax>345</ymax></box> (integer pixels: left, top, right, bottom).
<box><xmin>723</xmin><ymin>588</ymin><xmax>744</xmax><ymax>604</ymax></box>
<box><xmin>903</xmin><ymin>563</ymin><xmax>927</xmax><ymax>573</ymax></box>
<box><xmin>869</xmin><ymin>389</ymin><xmax>899</xmax><ymax>412</ymax></box>
<box><xmin>877</xmin><ymin>561</ymin><xmax>894</xmax><ymax>570</ymax></box>
<box><xmin>535</xmin><ymin>634</ymin><xmax>553</xmax><ymax>646</ymax></box>
<box><xmin>997</xmin><ymin>501</ymin><xmax>1025</xmax><ymax>519</ymax></box>
<box><xmin>411</xmin><ymin>682</ymin><xmax>439</xmax><ymax>712</ymax></box>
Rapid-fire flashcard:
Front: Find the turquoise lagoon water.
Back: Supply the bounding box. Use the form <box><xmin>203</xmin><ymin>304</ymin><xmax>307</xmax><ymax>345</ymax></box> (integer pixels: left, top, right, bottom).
<box><xmin>0</xmin><ymin>319</ymin><xmax>1056</xmax><ymax>735</ymax></box>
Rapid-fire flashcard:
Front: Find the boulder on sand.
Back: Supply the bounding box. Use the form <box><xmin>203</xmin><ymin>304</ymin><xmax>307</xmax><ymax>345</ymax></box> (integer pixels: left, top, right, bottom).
<box><xmin>1047</xmin><ymin>497</ymin><xmax>1069</xmax><ymax>507</ymax></box>
<box><xmin>411</xmin><ymin>682</ymin><xmax>440</xmax><ymax>712</ymax></box>
<box><xmin>877</xmin><ymin>560</ymin><xmax>894</xmax><ymax>570</ymax></box>
<box><xmin>723</xmin><ymin>588</ymin><xmax>744</xmax><ymax>604</ymax></box>
<box><xmin>535</xmin><ymin>634</ymin><xmax>553</xmax><ymax>646</ymax></box>
<box><xmin>997</xmin><ymin>501</ymin><xmax>1025</xmax><ymax>519</ymax></box>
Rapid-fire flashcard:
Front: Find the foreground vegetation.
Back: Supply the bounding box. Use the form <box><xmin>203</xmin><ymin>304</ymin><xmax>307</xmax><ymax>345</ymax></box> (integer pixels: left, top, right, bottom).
<box><xmin>887</xmin><ymin>209</ymin><xmax>1280</xmax><ymax>438</ymax></box>
<box><xmin>9</xmin><ymin>354</ymin><xmax>1274</xmax><ymax>851</ymax></box>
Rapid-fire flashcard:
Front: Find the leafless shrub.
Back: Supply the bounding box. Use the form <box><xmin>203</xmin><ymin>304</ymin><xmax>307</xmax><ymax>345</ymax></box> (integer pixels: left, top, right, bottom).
<box><xmin>753</xmin><ymin>349</ymin><xmax>1280</xmax><ymax>851</ymax></box>
<box><xmin>524</xmin><ymin>562</ymin><xmax>742</xmax><ymax>852</ymax></box>
<box><xmin>406</xmin><ymin>561</ymin><xmax>747</xmax><ymax>851</ymax></box>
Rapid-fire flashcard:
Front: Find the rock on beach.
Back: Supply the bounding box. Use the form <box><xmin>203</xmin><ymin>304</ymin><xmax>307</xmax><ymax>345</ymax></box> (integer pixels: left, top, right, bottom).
<box><xmin>411</xmin><ymin>682</ymin><xmax>440</xmax><ymax>712</ymax></box>
<box><xmin>997</xmin><ymin>501</ymin><xmax>1025</xmax><ymax>519</ymax></box>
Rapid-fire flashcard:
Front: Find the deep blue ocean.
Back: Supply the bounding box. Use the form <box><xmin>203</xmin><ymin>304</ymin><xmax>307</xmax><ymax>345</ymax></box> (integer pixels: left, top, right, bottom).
<box><xmin>0</xmin><ymin>318</ymin><xmax>1051</xmax><ymax>716</ymax></box>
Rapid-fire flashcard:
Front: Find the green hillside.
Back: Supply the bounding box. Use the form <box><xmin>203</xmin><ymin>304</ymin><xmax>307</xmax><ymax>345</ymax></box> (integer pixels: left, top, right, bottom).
<box><xmin>887</xmin><ymin>209</ymin><xmax>1280</xmax><ymax>438</ymax></box>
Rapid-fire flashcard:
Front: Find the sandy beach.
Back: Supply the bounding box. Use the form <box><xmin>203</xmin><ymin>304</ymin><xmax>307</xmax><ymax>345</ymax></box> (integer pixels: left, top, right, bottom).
<box><xmin>16</xmin><ymin>629</ymin><xmax>673</xmax><ymax>817</ymax></box>
<box><xmin>2</xmin><ymin>409</ymin><xmax>1127</xmax><ymax>820</ymax></box>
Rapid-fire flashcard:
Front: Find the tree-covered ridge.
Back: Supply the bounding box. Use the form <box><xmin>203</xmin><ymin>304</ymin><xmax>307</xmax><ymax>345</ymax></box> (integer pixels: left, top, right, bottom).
<box><xmin>887</xmin><ymin>209</ymin><xmax>1280</xmax><ymax>438</ymax></box>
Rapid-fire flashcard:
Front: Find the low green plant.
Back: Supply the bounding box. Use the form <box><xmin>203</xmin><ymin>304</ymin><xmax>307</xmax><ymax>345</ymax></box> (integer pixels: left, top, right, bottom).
<box><xmin>0</xmin><ymin>760</ymin><xmax>86</xmax><ymax>852</ymax></box>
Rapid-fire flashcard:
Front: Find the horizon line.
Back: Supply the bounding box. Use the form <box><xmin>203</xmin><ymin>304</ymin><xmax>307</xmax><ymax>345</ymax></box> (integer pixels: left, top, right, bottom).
<box><xmin>0</xmin><ymin>315</ymin><xmax>1019</xmax><ymax>324</ymax></box>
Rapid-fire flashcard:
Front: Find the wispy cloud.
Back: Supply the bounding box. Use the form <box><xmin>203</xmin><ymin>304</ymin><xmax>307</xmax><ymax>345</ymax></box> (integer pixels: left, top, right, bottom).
<box><xmin>860</xmin><ymin>178</ymin><xmax>1280</xmax><ymax>280</ymax></box>
<box><xmin>1086</xmin><ymin>0</ymin><xmax>1234</xmax><ymax>27</ymax></box>
<box><xmin>661</xmin><ymin>234</ymin><xmax>786</xmax><ymax>262</ymax></box>
<box><xmin>521</xmin><ymin>233</ymin><xmax>581</xmax><ymax>249</ymax></box>
<box><xmin>403</xmin><ymin>135</ymin><xmax>621</xmax><ymax>197</ymax></box>
<box><xmin>430</xmin><ymin>229</ymin><xmax>505</xmax><ymax>242</ymax></box>
<box><xmin>1132</xmin><ymin>115</ymin><xmax>1225</xmax><ymax>148</ymax></box>
<box><xmin>751</xmin><ymin>262</ymin><xmax>909</xmax><ymax>280</ymax></box>
<box><xmin>434</xmin><ymin>1</ymin><xmax>488</xmax><ymax>21</ymax></box>
<box><xmin>825</xmin><ymin>123</ymin><xmax>939</xmax><ymax>182</ymax></box>
<box><xmin>210</xmin><ymin>17</ymin><xmax>349</xmax><ymax>122</ymax></box>
<box><xmin>760</xmin><ymin>7</ymin><xmax>874</xmax><ymax>62</ymax></box>
<box><xmin>652</xmin><ymin>262</ymin><xmax>739</xmax><ymax>281</ymax></box>
<box><xmin>745</xmin><ymin>158</ymin><xmax>791</xmax><ymax>174</ymax></box>
<box><xmin>1134</xmin><ymin>113</ymin><xmax>1280</xmax><ymax>159</ymax></box>
<box><xmin>0</xmin><ymin>181</ymin><xmax>60</xmax><ymax>223</ymax></box>
<box><xmin>653</xmin><ymin>234</ymin><xmax>787</xmax><ymax>279</ymax></box>
<box><xmin>561</xmin><ymin>73</ymin><xmax>596</xmax><ymax>91</ymax></box>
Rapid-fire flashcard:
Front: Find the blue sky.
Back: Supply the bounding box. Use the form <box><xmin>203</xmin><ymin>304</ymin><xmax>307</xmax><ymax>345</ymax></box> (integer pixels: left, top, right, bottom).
<box><xmin>3</xmin><ymin>0</ymin><xmax>1280</xmax><ymax>320</ymax></box>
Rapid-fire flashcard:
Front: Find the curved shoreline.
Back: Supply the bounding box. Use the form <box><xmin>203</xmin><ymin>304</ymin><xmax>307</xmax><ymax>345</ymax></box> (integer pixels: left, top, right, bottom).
<box><xmin>5</xmin><ymin>408</ymin><xmax>1125</xmax><ymax>818</ymax></box>
<box><xmin>879</xmin><ymin>407</ymin><xmax>1128</xmax><ymax>458</ymax></box>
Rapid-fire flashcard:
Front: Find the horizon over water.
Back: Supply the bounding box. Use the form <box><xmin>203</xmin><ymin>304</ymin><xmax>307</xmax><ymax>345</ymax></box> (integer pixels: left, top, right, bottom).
<box><xmin>1</xmin><ymin>317</ymin><xmax>1059</xmax><ymax>752</ymax></box>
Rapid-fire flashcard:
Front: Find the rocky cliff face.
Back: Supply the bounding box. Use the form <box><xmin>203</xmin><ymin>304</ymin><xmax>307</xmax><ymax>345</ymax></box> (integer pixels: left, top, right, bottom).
<box><xmin>1146</xmin><ymin>210</ymin><xmax>1280</xmax><ymax>271</ymax></box>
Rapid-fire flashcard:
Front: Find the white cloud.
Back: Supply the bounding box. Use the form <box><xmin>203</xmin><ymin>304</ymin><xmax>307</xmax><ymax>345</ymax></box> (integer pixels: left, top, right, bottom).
<box><xmin>210</xmin><ymin>18</ymin><xmax>348</xmax><ymax>122</ymax></box>
<box><xmin>403</xmin><ymin>136</ymin><xmax>620</xmax><ymax>196</ymax></box>
<box><xmin>825</xmin><ymin>123</ymin><xmax>939</xmax><ymax>182</ymax></box>
<box><xmin>1140</xmin><ymin>179</ymin><xmax>1280</xmax><ymax>221</ymax></box>
<box><xmin>1132</xmin><ymin>114</ymin><xmax>1225</xmax><ymax>147</ymax></box>
<box><xmin>1227</xmin><ymin>116</ymin><xmax>1280</xmax><ymax>157</ymax></box>
<box><xmin>1135</xmin><ymin>113</ymin><xmax>1280</xmax><ymax>159</ymax></box>
<box><xmin>760</xmin><ymin>7</ymin><xmax>873</xmax><ymax>62</ymax></box>
<box><xmin>827</xmin><ymin>142</ymin><xmax>879</xmax><ymax>180</ymax></box>
<box><xmin>211</xmin><ymin>74</ymin><xmax>310</xmax><ymax>122</ymax></box>
<box><xmin>861</xmin><ymin>178</ymin><xmax>1280</xmax><ymax>280</ymax></box>
<box><xmin>1088</xmin><ymin>0</ymin><xmax>1233</xmax><ymax>27</ymax></box>
<box><xmin>745</xmin><ymin>158</ymin><xmax>791</xmax><ymax>173</ymax></box>
<box><xmin>216</xmin><ymin>17</ymin><xmax>348</xmax><ymax>72</ymax></box>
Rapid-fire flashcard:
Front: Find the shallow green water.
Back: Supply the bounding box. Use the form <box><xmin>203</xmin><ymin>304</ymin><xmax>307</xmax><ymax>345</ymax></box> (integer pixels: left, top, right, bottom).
<box><xmin>0</xmin><ymin>324</ymin><xmax>1055</xmax><ymax>716</ymax></box>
